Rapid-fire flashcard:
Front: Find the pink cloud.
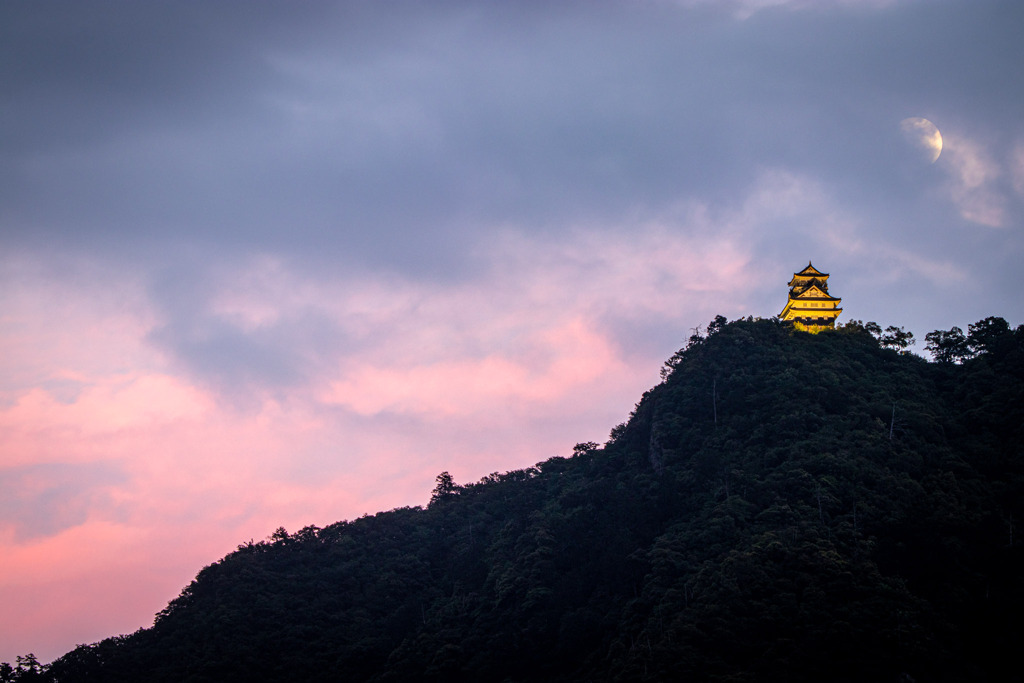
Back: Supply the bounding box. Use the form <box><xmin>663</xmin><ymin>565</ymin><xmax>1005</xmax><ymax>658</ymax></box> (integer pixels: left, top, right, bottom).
<box><xmin>0</xmin><ymin>211</ymin><xmax>768</xmax><ymax>663</ymax></box>
<box><xmin>324</xmin><ymin>317</ymin><xmax>621</xmax><ymax>417</ymax></box>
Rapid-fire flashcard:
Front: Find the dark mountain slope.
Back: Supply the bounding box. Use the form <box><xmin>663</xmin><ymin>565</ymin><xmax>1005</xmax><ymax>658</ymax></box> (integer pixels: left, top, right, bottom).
<box><xmin>25</xmin><ymin>317</ymin><xmax>1024</xmax><ymax>682</ymax></box>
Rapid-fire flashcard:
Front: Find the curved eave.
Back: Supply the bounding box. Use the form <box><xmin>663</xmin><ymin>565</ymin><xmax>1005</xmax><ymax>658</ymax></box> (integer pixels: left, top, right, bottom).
<box><xmin>789</xmin><ymin>309</ymin><xmax>843</xmax><ymax>317</ymax></box>
<box><xmin>780</xmin><ymin>303</ymin><xmax>843</xmax><ymax>319</ymax></box>
<box><xmin>788</xmin><ymin>278</ymin><xmax>830</xmax><ymax>290</ymax></box>
<box><xmin>795</xmin><ymin>262</ymin><xmax>827</xmax><ymax>277</ymax></box>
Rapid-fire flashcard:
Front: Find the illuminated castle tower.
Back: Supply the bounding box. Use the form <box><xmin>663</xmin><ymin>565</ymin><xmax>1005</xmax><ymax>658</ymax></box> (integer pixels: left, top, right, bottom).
<box><xmin>779</xmin><ymin>262</ymin><xmax>842</xmax><ymax>332</ymax></box>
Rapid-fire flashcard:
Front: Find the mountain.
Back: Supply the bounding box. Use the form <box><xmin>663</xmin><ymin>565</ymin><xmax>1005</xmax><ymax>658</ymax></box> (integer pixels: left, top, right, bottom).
<box><xmin>10</xmin><ymin>317</ymin><xmax>1024</xmax><ymax>682</ymax></box>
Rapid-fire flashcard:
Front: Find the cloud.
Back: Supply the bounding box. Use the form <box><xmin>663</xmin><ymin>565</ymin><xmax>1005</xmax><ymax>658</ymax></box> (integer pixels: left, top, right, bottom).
<box><xmin>941</xmin><ymin>132</ymin><xmax>1006</xmax><ymax>227</ymax></box>
<box><xmin>1009</xmin><ymin>140</ymin><xmax>1024</xmax><ymax>198</ymax></box>
<box><xmin>0</xmin><ymin>206</ymin><xmax>749</xmax><ymax>660</ymax></box>
<box><xmin>1</xmin><ymin>0</ymin><xmax>1023</xmax><ymax>666</ymax></box>
<box><xmin>0</xmin><ymin>255</ymin><xmax>156</xmax><ymax>401</ymax></box>
<box><xmin>669</xmin><ymin>0</ymin><xmax>903</xmax><ymax>20</ymax></box>
<box><xmin>7</xmin><ymin>0</ymin><xmax>1000</xmax><ymax>270</ymax></box>
<box><xmin>324</xmin><ymin>317</ymin><xmax>623</xmax><ymax>418</ymax></box>
<box><xmin>137</xmin><ymin>196</ymin><xmax>771</xmax><ymax>416</ymax></box>
<box><xmin>0</xmin><ymin>463</ymin><xmax>125</xmax><ymax>542</ymax></box>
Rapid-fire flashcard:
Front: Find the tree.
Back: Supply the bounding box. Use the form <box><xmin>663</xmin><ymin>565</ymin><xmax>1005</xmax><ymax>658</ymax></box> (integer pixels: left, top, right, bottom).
<box><xmin>0</xmin><ymin>655</ymin><xmax>44</xmax><ymax>682</ymax></box>
<box><xmin>879</xmin><ymin>326</ymin><xmax>914</xmax><ymax>351</ymax></box>
<box><xmin>838</xmin><ymin>320</ymin><xmax>881</xmax><ymax>338</ymax></box>
<box><xmin>967</xmin><ymin>316</ymin><xmax>1011</xmax><ymax>355</ymax></box>
<box><xmin>707</xmin><ymin>315</ymin><xmax>728</xmax><ymax>336</ymax></box>
<box><xmin>662</xmin><ymin>341</ymin><xmax>695</xmax><ymax>380</ymax></box>
<box><xmin>924</xmin><ymin>326</ymin><xmax>972</xmax><ymax>364</ymax></box>
<box><xmin>607</xmin><ymin>422</ymin><xmax>627</xmax><ymax>444</ymax></box>
<box><xmin>27</xmin><ymin>315</ymin><xmax>1024</xmax><ymax>682</ymax></box>
<box><xmin>430</xmin><ymin>471</ymin><xmax>459</xmax><ymax>506</ymax></box>
<box><xmin>572</xmin><ymin>442</ymin><xmax>599</xmax><ymax>457</ymax></box>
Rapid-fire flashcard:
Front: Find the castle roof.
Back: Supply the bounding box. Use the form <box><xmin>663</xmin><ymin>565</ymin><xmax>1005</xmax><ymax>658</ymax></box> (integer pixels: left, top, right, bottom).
<box><xmin>794</xmin><ymin>262</ymin><xmax>827</xmax><ymax>277</ymax></box>
<box><xmin>791</xmin><ymin>284</ymin><xmax>840</xmax><ymax>302</ymax></box>
<box><xmin>788</xmin><ymin>262</ymin><xmax>831</xmax><ymax>289</ymax></box>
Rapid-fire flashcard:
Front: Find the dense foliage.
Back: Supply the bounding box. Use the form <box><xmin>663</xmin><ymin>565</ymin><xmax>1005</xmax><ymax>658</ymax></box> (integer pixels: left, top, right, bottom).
<box><xmin>9</xmin><ymin>316</ymin><xmax>1024</xmax><ymax>682</ymax></box>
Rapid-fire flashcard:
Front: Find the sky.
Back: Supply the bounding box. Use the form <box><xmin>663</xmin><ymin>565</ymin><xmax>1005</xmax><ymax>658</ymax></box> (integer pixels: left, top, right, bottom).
<box><xmin>2</xmin><ymin>0</ymin><xmax>1023</xmax><ymax>664</ymax></box>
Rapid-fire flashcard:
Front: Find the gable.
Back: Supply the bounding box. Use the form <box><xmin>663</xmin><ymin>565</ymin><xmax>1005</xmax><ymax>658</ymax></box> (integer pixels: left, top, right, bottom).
<box><xmin>796</xmin><ymin>284</ymin><xmax>828</xmax><ymax>299</ymax></box>
<box><xmin>795</xmin><ymin>263</ymin><xmax>826</xmax><ymax>277</ymax></box>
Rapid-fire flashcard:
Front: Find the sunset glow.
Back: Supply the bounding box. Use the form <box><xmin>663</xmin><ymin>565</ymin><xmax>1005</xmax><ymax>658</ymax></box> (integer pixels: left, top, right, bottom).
<box><xmin>1</xmin><ymin>0</ymin><xmax>1022</xmax><ymax>664</ymax></box>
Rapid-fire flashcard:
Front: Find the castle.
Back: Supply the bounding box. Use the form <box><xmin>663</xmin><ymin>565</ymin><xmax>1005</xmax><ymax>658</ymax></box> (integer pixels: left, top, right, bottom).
<box><xmin>779</xmin><ymin>262</ymin><xmax>842</xmax><ymax>332</ymax></box>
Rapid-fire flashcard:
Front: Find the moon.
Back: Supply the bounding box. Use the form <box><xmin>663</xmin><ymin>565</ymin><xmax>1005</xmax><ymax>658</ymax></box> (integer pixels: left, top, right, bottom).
<box><xmin>900</xmin><ymin>117</ymin><xmax>943</xmax><ymax>163</ymax></box>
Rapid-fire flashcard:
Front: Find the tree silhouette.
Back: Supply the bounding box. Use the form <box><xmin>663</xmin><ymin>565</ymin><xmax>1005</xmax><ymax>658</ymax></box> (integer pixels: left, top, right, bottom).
<box><xmin>429</xmin><ymin>471</ymin><xmax>459</xmax><ymax>506</ymax></box>
<box><xmin>925</xmin><ymin>326</ymin><xmax>972</xmax><ymax>363</ymax></box>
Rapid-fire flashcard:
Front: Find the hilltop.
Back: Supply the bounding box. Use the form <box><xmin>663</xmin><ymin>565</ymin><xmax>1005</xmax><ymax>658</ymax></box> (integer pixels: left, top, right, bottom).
<box><xmin>8</xmin><ymin>316</ymin><xmax>1024</xmax><ymax>682</ymax></box>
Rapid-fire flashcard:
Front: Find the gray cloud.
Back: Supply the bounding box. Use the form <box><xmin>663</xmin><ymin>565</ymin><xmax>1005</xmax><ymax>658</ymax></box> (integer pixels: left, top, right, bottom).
<box><xmin>2</xmin><ymin>0</ymin><xmax>1022</xmax><ymax>358</ymax></box>
<box><xmin>3</xmin><ymin>3</ymin><xmax>1024</xmax><ymax>663</ymax></box>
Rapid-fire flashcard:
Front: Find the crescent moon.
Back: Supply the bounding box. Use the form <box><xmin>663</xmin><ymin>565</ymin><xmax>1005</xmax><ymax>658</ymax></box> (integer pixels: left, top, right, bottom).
<box><xmin>900</xmin><ymin>117</ymin><xmax>943</xmax><ymax>163</ymax></box>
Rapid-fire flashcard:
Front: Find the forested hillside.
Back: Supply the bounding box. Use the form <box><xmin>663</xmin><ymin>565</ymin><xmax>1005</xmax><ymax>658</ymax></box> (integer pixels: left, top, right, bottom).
<box><xmin>8</xmin><ymin>317</ymin><xmax>1024</xmax><ymax>682</ymax></box>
